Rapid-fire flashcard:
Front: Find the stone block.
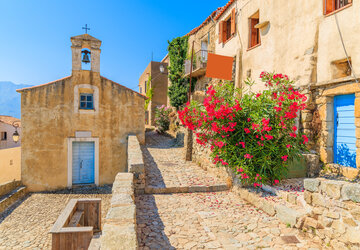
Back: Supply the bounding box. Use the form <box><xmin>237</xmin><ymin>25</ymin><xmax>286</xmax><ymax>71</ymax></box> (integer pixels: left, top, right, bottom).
<box><xmin>260</xmin><ymin>200</ymin><xmax>276</xmax><ymax>216</ymax></box>
<box><xmin>341</xmin><ymin>184</ymin><xmax>360</xmax><ymax>202</ymax></box>
<box><xmin>344</xmin><ymin>226</ymin><xmax>360</xmax><ymax>244</ymax></box>
<box><xmin>274</xmin><ymin>204</ymin><xmax>302</xmax><ymax>227</ymax></box>
<box><xmin>301</xmin><ymin>112</ymin><xmax>313</xmax><ymax>122</ymax></box>
<box><xmin>101</xmin><ymin>224</ymin><xmax>137</xmax><ymax>250</ymax></box>
<box><xmin>355</xmin><ymin>98</ymin><xmax>360</xmax><ymax>117</ymax></box>
<box><xmin>105</xmin><ymin>205</ymin><xmax>136</xmax><ymax>223</ymax></box>
<box><xmin>319</xmin><ymin>147</ymin><xmax>333</xmax><ymax>163</ymax></box>
<box><xmin>312</xmin><ymin>193</ymin><xmax>326</xmax><ymax>207</ymax></box>
<box><xmin>111</xmin><ymin>193</ymin><xmax>134</xmax><ymax>207</ymax></box>
<box><xmin>287</xmin><ymin>193</ymin><xmax>297</xmax><ymax>205</ymax></box>
<box><xmin>324</xmin><ymin>211</ymin><xmax>340</xmax><ymax>219</ymax></box>
<box><xmin>321</xmin><ymin>180</ymin><xmax>345</xmax><ymax>200</ymax></box>
<box><xmin>356</xmin><ymin>118</ymin><xmax>360</xmax><ymax>127</ymax></box>
<box><xmin>313</xmin><ymin>207</ymin><xmax>324</xmax><ymax>215</ymax></box>
<box><xmin>304</xmin><ymin>217</ymin><xmax>322</xmax><ymax>229</ymax></box>
<box><xmin>304</xmin><ymin>190</ymin><xmax>312</xmax><ymax>204</ymax></box>
<box><xmin>331</xmin><ymin>220</ymin><xmax>346</xmax><ymax>234</ymax></box>
<box><xmin>343</xmin><ymin>217</ymin><xmax>357</xmax><ymax>227</ymax></box>
<box><xmin>303</xmin><ymin>154</ymin><xmax>321</xmax><ymax>177</ymax></box>
<box><xmin>115</xmin><ymin>173</ymin><xmax>134</xmax><ymax>182</ymax></box>
<box><xmin>304</xmin><ymin>178</ymin><xmax>320</xmax><ymax>192</ymax></box>
<box><xmin>321</xmin><ymin>216</ymin><xmax>333</xmax><ymax>227</ymax></box>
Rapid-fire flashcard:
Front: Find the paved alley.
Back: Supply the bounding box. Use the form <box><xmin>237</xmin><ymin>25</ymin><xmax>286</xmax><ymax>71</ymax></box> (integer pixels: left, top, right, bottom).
<box><xmin>136</xmin><ymin>132</ymin><xmax>322</xmax><ymax>249</ymax></box>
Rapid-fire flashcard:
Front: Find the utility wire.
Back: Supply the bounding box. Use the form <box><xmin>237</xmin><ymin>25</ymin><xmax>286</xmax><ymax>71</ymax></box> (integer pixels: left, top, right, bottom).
<box><xmin>334</xmin><ymin>13</ymin><xmax>358</xmax><ymax>83</ymax></box>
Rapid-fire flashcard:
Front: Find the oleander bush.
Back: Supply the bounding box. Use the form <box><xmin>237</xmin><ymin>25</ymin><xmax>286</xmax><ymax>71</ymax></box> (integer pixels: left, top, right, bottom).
<box><xmin>155</xmin><ymin>105</ymin><xmax>172</xmax><ymax>133</ymax></box>
<box><xmin>178</xmin><ymin>72</ymin><xmax>309</xmax><ymax>186</ymax></box>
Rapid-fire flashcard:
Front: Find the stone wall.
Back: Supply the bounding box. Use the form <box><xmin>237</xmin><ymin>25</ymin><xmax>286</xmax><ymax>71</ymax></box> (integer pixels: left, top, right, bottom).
<box><xmin>127</xmin><ymin>135</ymin><xmax>145</xmax><ymax>194</ymax></box>
<box><xmin>0</xmin><ymin>147</ymin><xmax>21</xmax><ymax>185</ymax></box>
<box><xmin>96</xmin><ymin>135</ymin><xmax>144</xmax><ymax>249</ymax></box>
<box><xmin>303</xmin><ymin>178</ymin><xmax>360</xmax><ymax>247</ymax></box>
<box><xmin>100</xmin><ymin>173</ymin><xmax>137</xmax><ymax>250</ymax></box>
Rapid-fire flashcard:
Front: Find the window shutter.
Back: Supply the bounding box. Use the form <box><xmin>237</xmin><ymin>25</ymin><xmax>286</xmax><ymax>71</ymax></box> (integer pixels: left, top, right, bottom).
<box><xmin>323</xmin><ymin>0</ymin><xmax>334</xmax><ymax>14</ymax></box>
<box><xmin>251</xmin><ymin>19</ymin><xmax>258</xmax><ymax>47</ymax></box>
<box><xmin>219</xmin><ymin>21</ymin><xmax>224</xmax><ymax>44</ymax></box>
<box><xmin>231</xmin><ymin>9</ymin><xmax>236</xmax><ymax>35</ymax></box>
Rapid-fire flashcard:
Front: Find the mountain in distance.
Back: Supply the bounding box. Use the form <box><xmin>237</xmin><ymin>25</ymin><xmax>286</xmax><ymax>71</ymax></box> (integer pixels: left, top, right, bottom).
<box><xmin>0</xmin><ymin>81</ymin><xmax>32</xmax><ymax>119</ymax></box>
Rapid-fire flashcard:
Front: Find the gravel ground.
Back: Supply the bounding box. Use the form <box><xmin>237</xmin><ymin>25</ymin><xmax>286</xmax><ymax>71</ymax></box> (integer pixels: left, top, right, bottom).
<box><xmin>0</xmin><ymin>185</ymin><xmax>112</xmax><ymax>250</ymax></box>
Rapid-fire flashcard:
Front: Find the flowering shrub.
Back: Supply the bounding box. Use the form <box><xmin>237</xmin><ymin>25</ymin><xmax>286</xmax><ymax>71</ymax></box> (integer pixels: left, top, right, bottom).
<box><xmin>155</xmin><ymin>105</ymin><xmax>172</xmax><ymax>133</ymax></box>
<box><xmin>178</xmin><ymin>72</ymin><xmax>308</xmax><ymax>187</ymax></box>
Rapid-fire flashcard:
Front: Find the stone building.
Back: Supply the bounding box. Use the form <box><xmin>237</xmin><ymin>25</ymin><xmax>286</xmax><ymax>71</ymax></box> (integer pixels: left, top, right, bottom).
<box><xmin>139</xmin><ymin>61</ymin><xmax>168</xmax><ymax>126</ymax></box>
<box><xmin>182</xmin><ymin>0</ymin><xmax>360</xmax><ymax>177</ymax></box>
<box><xmin>0</xmin><ymin>115</ymin><xmax>21</xmax><ymax>149</ymax></box>
<box><xmin>17</xmin><ymin>33</ymin><xmax>145</xmax><ymax>191</ymax></box>
<box><xmin>184</xmin><ymin>8</ymin><xmax>222</xmax><ymax>102</ymax></box>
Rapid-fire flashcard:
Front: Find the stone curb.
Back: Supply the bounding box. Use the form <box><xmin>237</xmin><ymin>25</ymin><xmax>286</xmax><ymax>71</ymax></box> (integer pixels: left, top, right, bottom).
<box><xmin>144</xmin><ymin>184</ymin><xmax>229</xmax><ymax>194</ymax></box>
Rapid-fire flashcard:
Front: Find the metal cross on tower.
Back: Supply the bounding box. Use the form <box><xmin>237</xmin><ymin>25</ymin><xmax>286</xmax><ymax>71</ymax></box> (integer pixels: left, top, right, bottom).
<box><xmin>82</xmin><ymin>24</ymin><xmax>90</xmax><ymax>34</ymax></box>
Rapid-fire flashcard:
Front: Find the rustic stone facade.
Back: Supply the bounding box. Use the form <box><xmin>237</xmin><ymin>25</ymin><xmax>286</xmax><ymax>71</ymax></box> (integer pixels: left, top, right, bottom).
<box><xmin>303</xmin><ymin>178</ymin><xmax>360</xmax><ymax>247</ymax></box>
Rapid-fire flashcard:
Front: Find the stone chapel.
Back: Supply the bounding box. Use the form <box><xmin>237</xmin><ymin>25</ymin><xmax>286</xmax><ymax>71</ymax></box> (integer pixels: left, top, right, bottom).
<box><xmin>17</xmin><ymin>33</ymin><xmax>145</xmax><ymax>191</ymax></box>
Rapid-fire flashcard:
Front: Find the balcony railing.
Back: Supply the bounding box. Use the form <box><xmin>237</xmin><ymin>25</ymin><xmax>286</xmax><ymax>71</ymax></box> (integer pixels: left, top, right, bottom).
<box><xmin>184</xmin><ymin>50</ymin><xmax>212</xmax><ymax>77</ymax></box>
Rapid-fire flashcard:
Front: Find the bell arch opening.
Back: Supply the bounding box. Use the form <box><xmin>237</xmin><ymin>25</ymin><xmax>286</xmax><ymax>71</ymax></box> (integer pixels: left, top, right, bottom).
<box><xmin>81</xmin><ymin>48</ymin><xmax>91</xmax><ymax>70</ymax></box>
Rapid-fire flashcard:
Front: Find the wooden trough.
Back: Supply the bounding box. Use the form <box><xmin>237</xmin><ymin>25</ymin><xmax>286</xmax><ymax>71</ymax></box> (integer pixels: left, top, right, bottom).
<box><xmin>50</xmin><ymin>198</ymin><xmax>101</xmax><ymax>250</ymax></box>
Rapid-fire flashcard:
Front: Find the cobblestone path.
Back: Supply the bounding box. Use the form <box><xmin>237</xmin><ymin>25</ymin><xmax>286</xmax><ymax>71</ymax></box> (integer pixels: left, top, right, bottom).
<box><xmin>136</xmin><ymin>132</ymin><xmax>322</xmax><ymax>249</ymax></box>
<box><xmin>0</xmin><ymin>186</ymin><xmax>111</xmax><ymax>250</ymax></box>
<box><xmin>143</xmin><ymin>131</ymin><xmax>227</xmax><ymax>190</ymax></box>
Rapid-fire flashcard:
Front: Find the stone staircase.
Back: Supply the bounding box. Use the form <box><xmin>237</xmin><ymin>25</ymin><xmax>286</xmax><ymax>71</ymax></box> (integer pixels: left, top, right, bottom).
<box><xmin>0</xmin><ymin>181</ymin><xmax>27</xmax><ymax>214</ymax></box>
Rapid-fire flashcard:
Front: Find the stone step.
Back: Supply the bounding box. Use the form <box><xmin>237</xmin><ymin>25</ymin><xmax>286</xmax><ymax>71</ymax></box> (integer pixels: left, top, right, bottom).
<box><xmin>0</xmin><ymin>186</ymin><xmax>27</xmax><ymax>214</ymax></box>
<box><xmin>145</xmin><ymin>184</ymin><xmax>229</xmax><ymax>194</ymax></box>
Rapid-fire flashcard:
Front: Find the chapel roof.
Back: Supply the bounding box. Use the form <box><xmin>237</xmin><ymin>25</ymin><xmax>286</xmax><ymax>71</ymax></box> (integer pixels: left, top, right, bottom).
<box><xmin>0</xmin><ymin>115</ymin><xmax>21</xmax><ymax>127</ymax></box>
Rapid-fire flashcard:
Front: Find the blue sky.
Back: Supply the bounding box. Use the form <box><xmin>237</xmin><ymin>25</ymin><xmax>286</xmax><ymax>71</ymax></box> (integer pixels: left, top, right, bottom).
<box><xmin>0</xmin><ymin>0</ymin><xmax>228</xmax><ymax>91</ymax></box>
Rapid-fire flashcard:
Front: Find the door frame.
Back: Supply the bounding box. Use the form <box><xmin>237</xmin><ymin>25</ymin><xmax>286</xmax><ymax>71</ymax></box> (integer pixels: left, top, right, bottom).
<box><xmin>67</xmin><ymin>137</ymin><xmax>99</xmax><ymax>188</ymax></box>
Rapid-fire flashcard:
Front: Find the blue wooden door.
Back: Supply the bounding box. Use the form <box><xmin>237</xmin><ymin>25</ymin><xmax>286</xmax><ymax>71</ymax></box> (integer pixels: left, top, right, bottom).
<box><xmin>72</xmin><ymin>142</ymin><xmax>95</xmax><ymax>184</ymax></box>
<box><xmin>334</xmin><ymin>94</ymin><xmax>356</xmax><ymax>168</ymax></box>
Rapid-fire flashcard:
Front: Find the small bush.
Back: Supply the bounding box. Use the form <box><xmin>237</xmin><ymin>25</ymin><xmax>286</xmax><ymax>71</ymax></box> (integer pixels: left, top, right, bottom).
<box><xmin>155</xmin><ymin>105</ymin><xmax>172</xmax><ymax>133</ymax></box>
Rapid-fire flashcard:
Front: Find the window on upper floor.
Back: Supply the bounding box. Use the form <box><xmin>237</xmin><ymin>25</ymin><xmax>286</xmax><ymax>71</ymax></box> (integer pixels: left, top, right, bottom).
<box><xmin>145</xmin><ymin>81</ymin><xmax>147</xmax><ymax>93</ymax></box>
<box><xmin>324</xmin><ymin>0</ymin><xmax>352</xmax><ymax>15</ymax></box>
<box><xmin>248</xmin><ymin>12</ymin><xmax>260</xmax><ymax>49</ymax></box>
<box><xmin>1</xmin><ymin>132</ymin><xmax>7</xmax><ymax>141</ymax></box>
<box><xmin>79</xmin><ymin>93</ymin><xmax>94</xmax><ymax>110</ymax></box>
<box><xmin>140</xmin><ymin>87</ymin><xmax>142</xmax><ymax>94</ymax></box>
<box><xmin>219</xmin><ymin>8</ymin><xmax>236</xmax><ymax>44</ymax></box>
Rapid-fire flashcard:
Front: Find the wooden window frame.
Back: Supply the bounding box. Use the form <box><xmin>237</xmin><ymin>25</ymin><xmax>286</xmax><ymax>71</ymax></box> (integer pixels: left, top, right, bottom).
<box><xmin>79</xmin><ymin>93</ymin><xmax>94</xmax><ymax>110</ymax></box>
<box><xmin>323</xmin><ymin>0</ymin><xmax>352</xmax><ymax>15</ymax></box>
<box><xmin>1</xmin><ymin>132</ymin><xmax>7</xmax><ymax>141</ymax></box>
<box><xmin>248</xmin><ymin>12</ymin><xmax>260</xmax><ymax>50</ymax></box>
<box><xmin>219</xmin><ymin>8</ymin><xmax>236</xmax><ymax>44</ymax></box>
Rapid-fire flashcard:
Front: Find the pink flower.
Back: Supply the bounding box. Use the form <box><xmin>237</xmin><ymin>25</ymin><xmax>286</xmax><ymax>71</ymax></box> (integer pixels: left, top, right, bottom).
<box><xmin>237</xmin><ymin>168</ymin><xmax>244</xmax><ymax>172</ymax></box>
<box><xmin>244</xmin><ymin>154</ymin><xmax>253</xmax><ymax>159</ymax></box>
<box><xmin>292</xmin><ymin>126</ymin><xmax>297</xmax><ymax>132</ymax></box>
<box><xmin>256</xmin><ymin>93</ymin><xmax>262</xmax><ymax>98</ymax></box>
<box><xmin>289</xmin><ymin>133</ymin><xmax>297</xmax><ymax>138</ymax></box>
<box><xmin>274</xmin><ymin>179</ymin><xmax>279</xmax><ymax>185</ymax></box>
<box><xmin>239</xmin><ymin>141</ymin><xmax>245</xmax><ymax>148</ymax></box>
<box><xmin>286</xmin><ymin>144</ymin><xmax>291</xmax><ymax>148</ymax></box>
<box><xmin>244</xmin><ymin>128</ymin><xmax>251</xmax><ymax>134</ymax></box>
<box><xmin>247</xmin><ymin>118</ymin><xmax>251</xmax><ymax>122</ymax></box>
<box><xmin>264</xmin><ymin>134</ymin><xmax>273</xmax><ymax>140</ymax></box>
<box><xmin>281</xmin><ymin>155</ymin><xmax>288</xmax><ymax>162</ymax></box>
<box><xmin>302</xmin><ymin>135</ymin><xmax>309</xmax><ymax>144</ymax></box>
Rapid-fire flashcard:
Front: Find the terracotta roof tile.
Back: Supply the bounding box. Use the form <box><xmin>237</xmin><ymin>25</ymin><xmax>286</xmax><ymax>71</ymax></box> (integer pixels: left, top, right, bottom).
<box><xmin>214</xmin><ymin>0</ymin><xmax>236</xmax><ymax>20</ymax></box>
<box><xmin>16</xmin><ymin>76</ymin><xmax>71</xmax><ymax>92</ymax></box>
<box><xmin>0</xmin><ymin>116</ymin><xmax>21</xmax><ymax>127</ymax></box>
<box><xmin>186</xmin><ymin>7</ymin><xmax>223</xmax><ymax>36</ymax></box>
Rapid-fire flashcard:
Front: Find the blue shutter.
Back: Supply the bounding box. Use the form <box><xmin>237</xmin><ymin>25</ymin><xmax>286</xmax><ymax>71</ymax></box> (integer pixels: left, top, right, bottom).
<box><xmin>334</xmin><ymin>94</ymin><xmax>356</xmax><ymax>168</ymax></box>
<box><xmin>72</xmin><ymin>142</ymin><xmax>95</xmax><ymax>184</ymax></box>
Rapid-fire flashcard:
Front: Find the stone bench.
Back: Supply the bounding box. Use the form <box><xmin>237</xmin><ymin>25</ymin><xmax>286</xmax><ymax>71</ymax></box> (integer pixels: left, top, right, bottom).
<box><xmin>50</xmin><ymin>198</ymin><xmax>101</xmax><ymax>250</ymax></box>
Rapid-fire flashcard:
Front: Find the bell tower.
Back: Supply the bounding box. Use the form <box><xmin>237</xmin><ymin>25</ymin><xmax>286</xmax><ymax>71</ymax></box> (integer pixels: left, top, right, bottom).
<box><xmin>70</xmin><ymin>33</ymin><xmax>102</xmax><ymax>73</ymax></box>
